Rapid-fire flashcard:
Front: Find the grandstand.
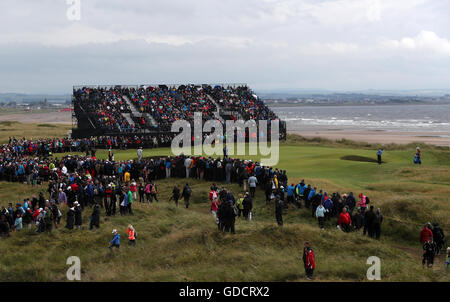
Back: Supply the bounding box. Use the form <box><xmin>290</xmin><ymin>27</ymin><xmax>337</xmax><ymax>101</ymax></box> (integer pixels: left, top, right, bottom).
<box><xmin>71</xmin><ymin>84</ymin><xmax>286</xmax><ymax>142</ymax></box>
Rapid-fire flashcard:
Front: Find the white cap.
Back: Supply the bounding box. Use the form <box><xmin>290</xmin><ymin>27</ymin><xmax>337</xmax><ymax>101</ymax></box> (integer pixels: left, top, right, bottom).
<box><xmin>112</xmin><ymin>229</ymin><xmax>117</xmax><ymax>233</ymax></box>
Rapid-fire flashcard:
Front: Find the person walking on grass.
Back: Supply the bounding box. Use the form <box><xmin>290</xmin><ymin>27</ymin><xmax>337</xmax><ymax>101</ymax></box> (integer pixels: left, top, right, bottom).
<box><xmin>432</xmin><ymin>222</ymin><xmax>445</xmax><ymax>255</ymax></box>
<box><xmin>109</xmin><ymin>229</ymin><xmax>120</xmax><ymax>250</ymax></box>
<box><xmin>414</xmin><ymin>146</ymin><xmax>422</xmax><ymax>164</ymax></box>
<box><xmin>242</xmin><ymin>192</ymin><xmax>253</xmax><ymax>220</ymax></box>
<box><xmin>150</xmin><ymin>181</ymin><xmax>159</xmax><ymax>203</ymax></box>
<box><xmin>302</xmin><ymin>241</ymin><xmax>316</xmax><ymax>280</ymax></box>
<box><xmin>127</xmin><ymin>224</ymin><xmax>136</xmax><ymax>246</ymax></box>
<box><xmin>170</xmin><ymin>185</ymin><xmax>180</xmax><ymax>207</ymax></box>
<box><xmin>248</xmin><ymin>174</ymin><xmax>258</xmax><ymax>198</ymax></box>
<box><xmin>275</xmin><ymin>194</ymin><xmax>283</xmax><ymax>227</ymax></box>
<box><xmin>223</xmin><ymin>200</ymin><xmax>237</xmax><ymax>234</ymax></box>
<box><xmin>181</xmin><ymin>183</ymin><xmax>192</xmax><ymax>209</ymax></box>
<box><xmin>377</xmin><ymin>148</ymin><xmax>383</xmax><ymax>165</ymax></box>
<box><xmin>315</xmin><ymin>203</ymin><xmax>326</xmax><ymax>230</ymax></box>
<box><xmin>422</xmin><ymin>238</ymin><xmax>436</xmax><ymax>268</ymax></box>
<box><xmin>420</xmin><ymin>223</ymin><xmax>433</xmax><ymax>244</ymax></box>
<box><xmin>144</xmin><ymin>182</ymin><xmax>152</xmax><ymax>203</ymax></box>
<box><xmin>235</xmin><ymin>194</ymin><xmax>244</xmax><ymax>218</ymax></box>
<box><xmin>211</xmin><ymin>196</ymin><xmax>219</xmax><ymax>220</ymax></box>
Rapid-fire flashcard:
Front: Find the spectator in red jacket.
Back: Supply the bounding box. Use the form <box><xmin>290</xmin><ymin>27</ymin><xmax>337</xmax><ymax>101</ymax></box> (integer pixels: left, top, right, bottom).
<box><xmin>338</xmin><ymin>206</ymin><xmax>352</xmax><ymax>233</ymax></box>
<box><xmin>302</xmin><ymin>241</ymin><xmax>316</xmax><ymax>280</ymax></box>
<box><xmin>420</xmin><ymin>223</ymin><xmax>434</xmax><ymax>244</ymax></box>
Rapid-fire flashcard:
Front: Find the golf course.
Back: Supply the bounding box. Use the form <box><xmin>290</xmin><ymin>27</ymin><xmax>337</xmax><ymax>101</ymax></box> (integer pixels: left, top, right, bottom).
<box><xmin>0</xmin><ymin>122</ymin><xmax>449</xmax><ymax>281</ymax></box>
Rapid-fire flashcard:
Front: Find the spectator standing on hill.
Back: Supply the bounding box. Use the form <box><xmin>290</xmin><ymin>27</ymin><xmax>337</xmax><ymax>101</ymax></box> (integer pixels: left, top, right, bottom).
<box><xmin>338</xmin><ymin>207</ymin><xmax>352</xmax><ymax>232</ymax></box>
<box><xmin>74</xmin><ymin>202</ymin><xmax>82</xmax><ymax>230</ymax></box>
<box><xmin>345</xmin><ymin>192</ymin><xmax>356</xmax><ymax>215</ymax></box>
<box><xmin>377</xmin><ymin>148</ymin><xmax>383</xmax><ymax>165</ymax></box>
<box><xmin>302</xmin><ymin>242</ymin><xmax>316</xmax><ymax>280</ymax></box>
<box><xmin>286</xmin><ymin>183</ymin><xmax>295</xmax><ymax>206</ymax></box>
<box><xmin>127</xmin><ymin>187</ymin><xmax>133</xmax><ymax>215</ymax></box>
<box><xmin>89</xmin><ymin>203</ymin><xmax>100</xmax><ymax>230</ymax></box>
<box><xmin>66</xmin><ymin>206</ymin><xmax>75</xmax><ymax>230</ymax></box>
<box><xmin>373</xmin><ymin>208</ymin><xmax>383</xmax><ymax>240</ymax></box>
<box><xmin>315</xmin><ymin>203</ymin><xmax>326</xmax><ymax>229</ymax></box>
<box><xmin>363</xmin><ymin>206</ymin><xmax>376</xmax><ymax>237</ymax></box>
<box><xmin>352</xmin><ymin>208</ymin><xmax>363</xmax><ymax>232</ymax></box>
<box><xmin>137</xmin><ymin>147</ymin><xmax>143</xmax><ymax>162</ymax></box>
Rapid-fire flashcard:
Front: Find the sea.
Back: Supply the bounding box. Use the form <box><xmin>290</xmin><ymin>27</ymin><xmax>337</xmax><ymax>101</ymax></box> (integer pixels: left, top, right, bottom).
<box><xmin>271</xmin><ymin>103</ymin><xmax>450</xmax><ymax>134</ymax></box>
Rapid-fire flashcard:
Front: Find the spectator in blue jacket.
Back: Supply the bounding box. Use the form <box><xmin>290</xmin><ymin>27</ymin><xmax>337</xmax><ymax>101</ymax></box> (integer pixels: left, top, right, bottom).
<box><xmin>109</xmin><ymin>229</ymin><xmax>120</xmax><ymax>250</ymax></box>
<box><xmin>287</xmin><ymin>183</ymin><xmax>295</xmax><ymax>205</ymax></box>
<box><xmin>322</xmin><ymin>193</ymin><xmax>333</xmax><ymax>220</ymax></box>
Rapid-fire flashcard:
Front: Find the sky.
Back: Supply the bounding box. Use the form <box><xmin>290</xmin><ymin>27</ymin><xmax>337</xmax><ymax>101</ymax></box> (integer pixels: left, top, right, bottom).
<box><xmin>1</xmin><ymin>0</ymin><xmax>450</xmax><ymax>94</ymax></box>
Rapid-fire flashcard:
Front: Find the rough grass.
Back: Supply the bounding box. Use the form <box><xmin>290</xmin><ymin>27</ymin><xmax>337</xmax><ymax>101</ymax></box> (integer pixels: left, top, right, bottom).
<box><xmin>0</xmin><ymin>126</ymin><xmax>449</xmax><ymax>281</ymax></box>
<box><xmin>0</xmin><ymin>122</ymin><xmax>71</xmax><ymax>144</ymax></box>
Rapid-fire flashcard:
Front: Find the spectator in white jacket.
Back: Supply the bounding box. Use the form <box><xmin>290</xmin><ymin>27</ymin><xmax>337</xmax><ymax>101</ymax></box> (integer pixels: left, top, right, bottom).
<box><xmin>315</xmin><ymin>204</ymin><xmax>327</xmax><ymax>229</ymax></box>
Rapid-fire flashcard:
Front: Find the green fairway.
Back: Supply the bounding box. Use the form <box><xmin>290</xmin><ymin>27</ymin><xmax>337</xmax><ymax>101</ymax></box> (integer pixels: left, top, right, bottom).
<box><xmin>0</xmin><ymin>133</ymin><xmax>449</xmax><ymax>281</ymax></box>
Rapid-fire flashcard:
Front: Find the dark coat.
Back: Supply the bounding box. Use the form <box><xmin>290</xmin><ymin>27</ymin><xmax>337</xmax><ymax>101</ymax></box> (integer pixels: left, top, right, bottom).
<box><xmin>66</xmin><ymin>209</ymin><xmax>74</xmax><ymax>229</ymax></box>
<box><xmin>74</xmin><ymin>206</ymin><xmax>82</xmax><ymax>226</ymax></box>
<box><xmin>91</xmin><ymin>205</ymin><xmax>100</xmax><ymax>226</ymax></box>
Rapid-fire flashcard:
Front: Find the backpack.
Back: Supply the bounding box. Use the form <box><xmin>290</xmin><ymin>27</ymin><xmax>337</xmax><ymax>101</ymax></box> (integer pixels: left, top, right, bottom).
<box><xmin>186</xmin><ymin>187</ymin><xmax>191</xmax><ymax>195</ymax></box>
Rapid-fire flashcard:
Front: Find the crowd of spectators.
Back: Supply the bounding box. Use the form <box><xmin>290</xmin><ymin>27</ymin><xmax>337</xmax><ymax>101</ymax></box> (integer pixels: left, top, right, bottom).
<box><xmin>73</xmin><ymin>87</ymin><xmax>135</xmax><ymax>133</ymax></box>
<box><xmin>125</xmin><ymin>85</ymin><xmax>218</xmax><ymax>132</ymax></box>
<box><xmin>73</xmin><ymin>85</ymin><xmax>285</xmax><ymax>140</ymax></box>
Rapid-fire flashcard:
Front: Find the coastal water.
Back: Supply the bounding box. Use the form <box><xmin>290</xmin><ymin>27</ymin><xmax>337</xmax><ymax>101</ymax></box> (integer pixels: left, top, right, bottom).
<box><xmin>271</xmin><ymin>104</ymin><xmax>450</xmax><ymax>133</ymax></box>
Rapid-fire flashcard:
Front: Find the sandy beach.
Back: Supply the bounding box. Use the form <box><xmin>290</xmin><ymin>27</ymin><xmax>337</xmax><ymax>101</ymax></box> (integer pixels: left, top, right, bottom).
<box><xmin>291</xmin><ymin>129</ymin><xmax>450</xmax><ymax>146</ymax></box>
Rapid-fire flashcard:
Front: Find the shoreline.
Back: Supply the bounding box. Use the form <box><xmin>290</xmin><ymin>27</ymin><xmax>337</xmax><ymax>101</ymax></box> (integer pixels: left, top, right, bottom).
<box><xmin>290</xmin><ymin>129</ymin><xmax>450</xmax><ymax>146</ymax></box>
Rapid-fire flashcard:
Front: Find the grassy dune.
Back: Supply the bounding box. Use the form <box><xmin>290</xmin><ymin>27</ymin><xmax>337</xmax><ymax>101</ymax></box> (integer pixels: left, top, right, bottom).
<box><xmin>0</xmin><ymin>128</ymin><xmax>449</xmax><ymax>281</ymax></box>
<box><xmin>0</xmin><ymin>121</ymin><xmax>71</xmax><ymax>144</ymax></box>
